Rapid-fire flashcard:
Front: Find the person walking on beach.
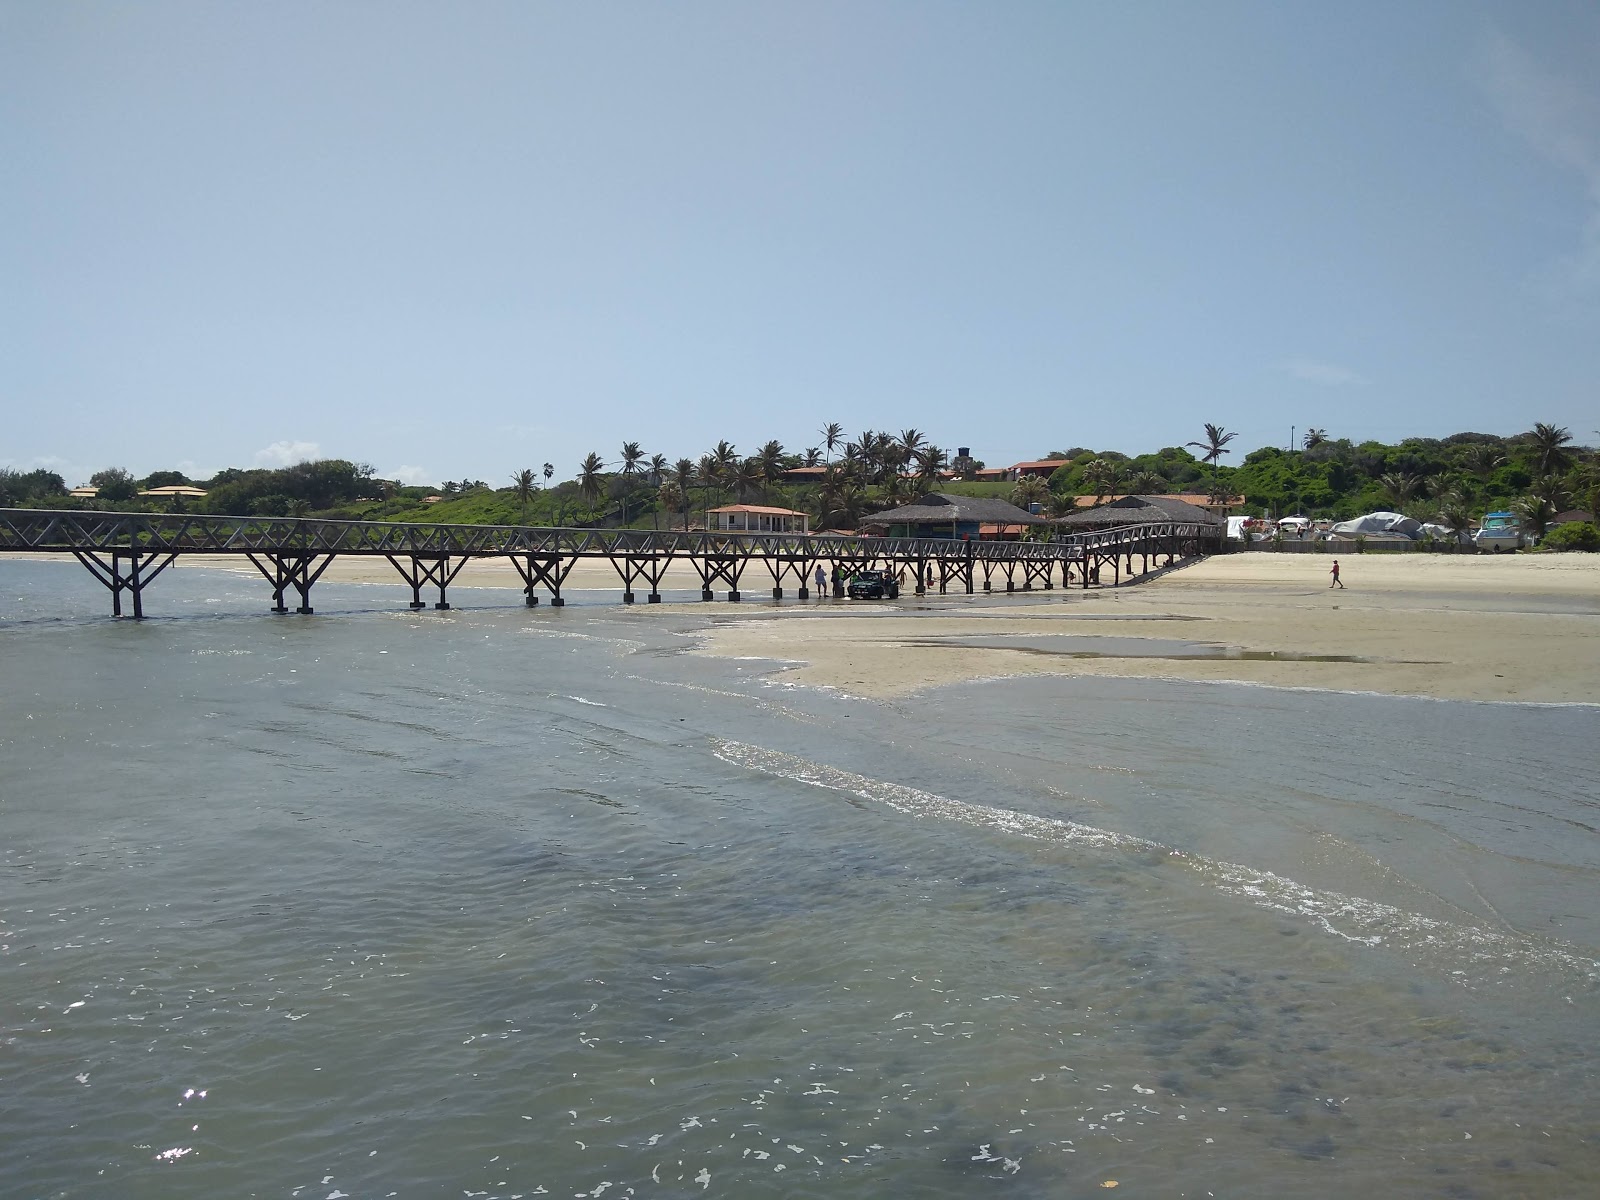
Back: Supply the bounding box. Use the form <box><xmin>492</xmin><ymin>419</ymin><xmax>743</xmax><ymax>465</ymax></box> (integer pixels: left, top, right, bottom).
<box><xmin>813</xmin><ymin>564</ymin><xmax>826</xmax><ymax>597</ymax></box>
<box><xmin>1329</xmin><ymin>559</ymin><xmax>1344</xmax><ymax>589</ymax></box>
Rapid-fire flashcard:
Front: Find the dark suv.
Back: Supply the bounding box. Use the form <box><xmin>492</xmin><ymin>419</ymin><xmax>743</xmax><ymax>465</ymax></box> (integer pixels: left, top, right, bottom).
<box><xmin>847</xmin><ymin>569</ymin><xmax>900</xmax><ymax>600</ymax></box>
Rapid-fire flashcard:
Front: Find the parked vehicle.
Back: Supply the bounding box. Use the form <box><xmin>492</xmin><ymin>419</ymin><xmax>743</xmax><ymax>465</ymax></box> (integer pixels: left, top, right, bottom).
<box><xmin>847</xmin><ymin>569</ymin><xmax>900</xmax><ymax>600</ymax></box>
<box><xmin>1473</xmin><ymin>511</ymin><xmax>1524</xmax><ymax>553</ymax></box>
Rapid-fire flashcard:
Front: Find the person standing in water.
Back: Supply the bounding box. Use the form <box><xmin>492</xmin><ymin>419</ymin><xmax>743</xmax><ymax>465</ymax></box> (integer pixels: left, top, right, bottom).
<box><xmin>1329</xmin><ymin>559</ymin><xmax>1344</xmax><ymax>588</ymax></box>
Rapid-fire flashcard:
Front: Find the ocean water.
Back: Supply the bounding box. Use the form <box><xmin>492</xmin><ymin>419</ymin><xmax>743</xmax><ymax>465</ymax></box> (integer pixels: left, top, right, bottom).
<box><xmin>2</xmin><ymin>558</ymin><xmax>1597</xmax><ymax>1199</ymax></box>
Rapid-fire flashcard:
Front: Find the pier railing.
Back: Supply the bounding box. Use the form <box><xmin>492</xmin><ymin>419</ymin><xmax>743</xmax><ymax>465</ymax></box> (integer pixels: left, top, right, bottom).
<box><xmin>0</xmin><ymin>508</ymin><xmax>1220</xmax><ymax>617</ymax></box>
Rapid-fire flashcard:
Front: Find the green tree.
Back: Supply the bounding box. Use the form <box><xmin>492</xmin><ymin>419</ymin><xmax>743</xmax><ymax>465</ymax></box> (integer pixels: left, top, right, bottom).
<box><xmin>1186</xmin><ymin>423</ymin><xmax>1238</xmax><ymax>467</ymax></box>
<box><xmin>915</xmin><ymin>444</ymin><xmax>948</xmax><ymax>487</ymax></box>
<box><xmin>577</xmin><ymin>452</ymin><xmax>607</xmax><ymax>522</ymax></box>
<box><xmin>1081</xmin><ymin>459</ymin><xmax>1121</xmax><ymax>502</ymax></box>
<box><xmin>658</xmin><ymin>481</ymin><xmax>685</xmax><ymax>531</ymax></box>
<box><xmin>1378</xmin><ymin>472</ymin><xmax>1420</xmax><ymax>509</ymax></box>
<box><xmin>1527</xmin><ymin>423</ymin><xmax>1573</xmax><ymax>475</ymax></box>
<box><xmin>511</xmin><ymin>468</ymin><xmax>538</xmax><ymax>523</ymax></box>
<box><xmin>820</xmin><ymin>422</ymin><xmax>844</xmax><ymax>465</ymax></box>
<box><xmin>619</xmin><ymin>442</ymin><xmax>645</xmax><ymax>525</ymax></box>
<box><xmin>90</xmin><ymin>467</ymin><xmax>138</xmax><ymax>503</ymax></box>
<box><xmin>1011</xmin><ymin>475</ymin><xmax>1049</xmax><ymax>511</ymax></box>
<box><xmin>1460</xmin><ymin>443</ymin><xmax>1505</xmax><ymax>481</ymax></box>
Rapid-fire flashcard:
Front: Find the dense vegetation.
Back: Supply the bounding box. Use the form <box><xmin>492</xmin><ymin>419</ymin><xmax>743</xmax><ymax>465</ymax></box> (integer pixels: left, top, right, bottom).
<box><xmin>4</xmin><ymin>422</ymin><xmax>1596</xmax><ymax>545</ymax></box>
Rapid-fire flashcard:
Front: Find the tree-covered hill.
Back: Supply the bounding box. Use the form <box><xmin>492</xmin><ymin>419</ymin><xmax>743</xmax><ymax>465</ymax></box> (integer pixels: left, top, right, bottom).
<box><xmin>3</xmin><ymin>423</ymin><xmax>1594</xmax><ymax>538</ymax></box>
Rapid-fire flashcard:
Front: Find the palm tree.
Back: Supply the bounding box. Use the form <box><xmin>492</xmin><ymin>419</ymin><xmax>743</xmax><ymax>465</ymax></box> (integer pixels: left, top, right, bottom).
<box><xmin>899</xmin><ymin>428</ymin><xmax>927</xmax><ymax>468</ymax></box>
<box><xmin>1302</xmin><ymin>428</ymin><xmax>1328</xmax><ymax>450</ymax></box>
<box><xmin>915</xmin><ymin>444</ymin><xmax>948</xmax><ymax>487</ymax></box>
<box><xmin>697</xmin><ymin>452</ymin><xmax>721</xmax><ymax>510</ymax></box>
<box><xmin>1528</xmin><ymin>423</ymin><xmax>1573</xmax><ymax>475</ymax></box>
<box><xmin>1187</xmin><ymin>423</ymin><xmax>1238</xmax><ymax>467</ymax></box>
<box><xmin>734</xmin><ymin>457</ymin><xmax>766</xmax><ymax>503</ymax></box>
<box><xmin>672</xmin><ymin>457</ymin><xmax>696</xmax><ymax>495</ymax></box>
<box><xmin>820</xmin><ymin>422</ymin><xmax>844</xmax><ymax>465</ymax></box>
<box><xmin>1515</xmin><ymin>492</ymin><xmax>1555</xmax><ymax>539</ymax></box>
<box><xmin>854</xmin><ymin>430</ymin><xmax>881</xmax><ymax>483</ymax></box>
<box><xmin>618</xmin><ymin>442</ymin><xmax>645</xmax><ymax>525</ymax></box>
<box><xmin>1439</xmin><ymin>500</ymin><xmax>1474</xmax><ymax>542</ymax></box>
<box><xmin>1378</xmin><ymin>472</ymin><xmax>1420</xmax><ymax>509</ymax></box>
<box><xmin>511</xmin><ymin>467</ymin><xmax>537</xmax><ymax>523</ymax></box>
<box><xmin>880</xmin><ymin>470</ymin><xmax>908</xmax><ymax>506</ymax></box>
<box><xmin>711</xmin><ymin>441</ymin><xmax>740</xmax><ymax>490</ymax></box>
<box><xmin>1572</xmin><ymin>455</ymin><xmax>1600</xmax><ymax>521</ymax></box>
<box><xmin>757</xmin><ymin>440</ymin><xmax>786</xmax><ymax>493</ymax></box>
<box><xmin>1082</xmin><ymin>459</ymin><xmax>1121</xmax><ymax>503</ymax></box>
<box><xmin>577</xmin><ymin>452</ymin><xmax>606</xmax><ymax>523</ymax></box>
<box><xmin>543</xmin><ymin>462</ymin><xmax>554</xmax><ymax>484</ymax></box>
<box><xmin>1128</xmin><ymin>469</ymin><xmax>1167</xmax><ymax>494</ymax></box>
<box><xmin>817</xmin><ymin>468</ymin><xmax>865</xmax><ymax>531</ymax></box>
<box><xmin>1011</xmin><ymin>475</ymin><xmax>1049</xmax><ymax>512</ymax></box>
<box><xmin>657</xmin><ymin>481</ymin><xmax>685</xmax><ymax>531</ymax></box>
<box><xmin>1460</xmin><ymin>444</ymin><xmax>1505</xmax><ymax>481</ymax></box>
<box><xmin>802</xmin><ymin>447</ymin><xmax>822</xmax><ymax>467</ymax></box>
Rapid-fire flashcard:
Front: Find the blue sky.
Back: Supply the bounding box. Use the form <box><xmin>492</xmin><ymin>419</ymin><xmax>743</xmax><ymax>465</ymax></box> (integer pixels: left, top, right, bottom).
<box><xmin>3</xmin><ymin>1</ymin><xmax>1597</xmax><ymax>487</ymax></box>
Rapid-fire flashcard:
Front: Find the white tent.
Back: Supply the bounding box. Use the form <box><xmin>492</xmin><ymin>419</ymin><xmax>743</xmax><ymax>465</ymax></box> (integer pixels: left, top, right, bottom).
<box><xmin>1330</xmin><ymin>511</ymin><xmax>1422</xmax><ymax>538</ymax></box>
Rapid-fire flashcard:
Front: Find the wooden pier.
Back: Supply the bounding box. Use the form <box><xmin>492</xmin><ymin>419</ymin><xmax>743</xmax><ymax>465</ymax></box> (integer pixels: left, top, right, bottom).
<box><xmin>0</xmin><ymin>509</ymin><xmax>1221</xmax><ymax>618</ymax></box>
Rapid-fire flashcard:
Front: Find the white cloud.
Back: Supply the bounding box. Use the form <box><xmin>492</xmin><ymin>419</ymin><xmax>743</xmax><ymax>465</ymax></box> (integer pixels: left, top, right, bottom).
<box><xmin>386</xmin><ymin>464</ymin><xmax>434</xmax><ymax>486</ymax></box>
<box><xmin>1482</xmin><ymin>30</ymin><xmax>1600</xmax><ymax>293</ymax></box>
<box><xmin>1279</xmin><ymin>359</ymin><xmax>1369</xmax><ymax>387</ymax></box>
<box><xmin>254</xmin><ymin>440</ymin><xmax>322</xmax><ymax>467</ymax></box>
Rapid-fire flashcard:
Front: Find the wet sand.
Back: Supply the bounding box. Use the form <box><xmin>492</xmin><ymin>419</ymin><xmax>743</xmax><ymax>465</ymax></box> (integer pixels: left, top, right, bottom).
<box><xmin>694</xmin><ymin>553</ymin><xmax>1600</xmax><ymax>703</ymax></box>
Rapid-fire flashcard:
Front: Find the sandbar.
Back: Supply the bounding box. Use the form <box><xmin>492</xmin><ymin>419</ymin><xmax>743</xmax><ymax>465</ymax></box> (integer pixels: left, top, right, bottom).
<box><xmin>692</xmin><ymin>553</ymin><xmax>1600</xmax><ymax>704</ymax></box>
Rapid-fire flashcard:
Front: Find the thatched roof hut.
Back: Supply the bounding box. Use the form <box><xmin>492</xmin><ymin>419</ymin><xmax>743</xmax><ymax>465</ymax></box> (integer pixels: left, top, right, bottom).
<box><xmin>1055</xmin><ymin>494</ymin><xmax>1222</xmax><ymax>530</ymax></box>
<box><xmin>861</xmin><ymin>492</ymin><xmax>1044</xmax><ymax>539</ymax></box>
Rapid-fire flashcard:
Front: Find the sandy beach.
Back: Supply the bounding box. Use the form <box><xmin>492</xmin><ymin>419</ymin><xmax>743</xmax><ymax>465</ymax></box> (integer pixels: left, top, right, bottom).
<box><xmin>15</xmin><ymin>549</ymin><xmax>1598</xmax><ymax>703</ymax></box>
<box><xmin>694</xmin><ymin>552</ymin><xmax>1600</xmax><ymax>704</ymax></box>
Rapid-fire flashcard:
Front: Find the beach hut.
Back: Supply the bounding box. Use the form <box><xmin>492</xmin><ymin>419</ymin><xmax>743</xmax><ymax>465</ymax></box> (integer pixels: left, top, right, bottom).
<box><xmin>859</xmin><ymin>493</ymin><xmax>1044</xmax><ymax>539</ymax></box>
<box><xmin>707</xmin><ymin>504</ymin><xmax>810</xmax><ymax>534</ymax></box>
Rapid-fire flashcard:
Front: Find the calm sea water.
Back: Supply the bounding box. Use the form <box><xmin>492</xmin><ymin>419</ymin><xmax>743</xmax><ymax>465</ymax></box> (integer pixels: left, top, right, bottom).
<box><xmin>3</xmin><ymin>559</ymin><xmax>1597</xmax><ymax>1199</ymax></box>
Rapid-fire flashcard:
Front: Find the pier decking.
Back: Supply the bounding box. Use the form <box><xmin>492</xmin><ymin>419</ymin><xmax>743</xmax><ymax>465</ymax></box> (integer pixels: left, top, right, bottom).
<box><xmin>0</xmin><ymin>509</ymin><xmax>1221</xmax><ymax>617</ymax></box>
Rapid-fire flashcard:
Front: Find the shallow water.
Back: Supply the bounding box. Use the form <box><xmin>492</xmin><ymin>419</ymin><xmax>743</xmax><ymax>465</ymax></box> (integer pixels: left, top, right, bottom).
<box><xmin>3</xmin><ymin>559</ymin><xmax>1597</xmax><ymax>1198</ymax></box>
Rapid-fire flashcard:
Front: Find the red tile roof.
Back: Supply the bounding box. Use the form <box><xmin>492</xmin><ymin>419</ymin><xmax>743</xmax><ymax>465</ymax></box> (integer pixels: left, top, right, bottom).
<box><xmin>708</xmin><ymin>504</ymin><xmax>809</xmax><ymax>516</ymax></box>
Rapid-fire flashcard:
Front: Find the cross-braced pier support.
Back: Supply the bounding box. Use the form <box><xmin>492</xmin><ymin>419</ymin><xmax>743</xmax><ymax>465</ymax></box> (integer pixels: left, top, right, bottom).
<box><xmin>246</xmin><ymin>552</ymin><xmax>336</xmax><ymax>614</ymax></box>
<box><xmin>72</xmin><ymin>549</ymin><xmax>177</xmax><ymax>618</ymax></box>
<box><xmin>759</xmin><ymin>553</ymin><xmax>816</xmax><ymax>600</ymax></box>
<box><xmin>697</xmin><ymin>553</ymin><xmax>750</xmax><ymax>602</ymax></box>
<box><xmin>386</xmin><ymin>554</ymin><xmax>470</xmax><ymax>610</ymax></box>
<box><xmin>607</xmin><ymin>553</ymin><xmax>674</xmax><ymax>603</ymax></box>
<box><xmin>509</xmin><ymin>554</ymin><xmax>576</xmax><ymax>606</ymax></box>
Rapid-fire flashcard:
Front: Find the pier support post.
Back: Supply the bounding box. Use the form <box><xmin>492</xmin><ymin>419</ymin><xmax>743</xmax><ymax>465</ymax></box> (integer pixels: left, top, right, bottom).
<box><xmin>509</xmin><ymin>554</ymin><xmax>575</xmax><ymax>608</ymax></box>
<box><xmin>772</xmin><ymin>587</ymin><xmax>783</xmax><ymax>600</ymax></box>
<box><xmin>385</xmin><ymin>554</ymin><xmax>467</xmax><ymax>612</ymax></box>
<box><xmin>248</xmin><ymin>553</ymin><xmax>336</xmax><ymax>616</ymax></box>
<box><xmin>74</xmin><ymin>549</ymin><xmax>178</xmax><ymax>619</ymax></box>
